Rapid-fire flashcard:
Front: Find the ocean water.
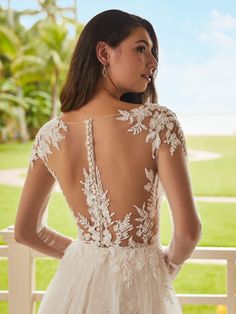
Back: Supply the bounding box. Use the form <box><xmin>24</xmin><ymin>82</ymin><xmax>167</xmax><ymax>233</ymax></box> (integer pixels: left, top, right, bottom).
<box><xmin>178</xmin><ymin>114</ymin><xmax>236</xmax><ymax>136</ymax></box>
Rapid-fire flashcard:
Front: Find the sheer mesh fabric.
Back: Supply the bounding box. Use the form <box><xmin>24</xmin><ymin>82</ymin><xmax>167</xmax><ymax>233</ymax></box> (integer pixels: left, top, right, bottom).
<box><xmin>15</xmin><ymin>102</ymin><xmax>201</xmax><ymax>277</ymax></box>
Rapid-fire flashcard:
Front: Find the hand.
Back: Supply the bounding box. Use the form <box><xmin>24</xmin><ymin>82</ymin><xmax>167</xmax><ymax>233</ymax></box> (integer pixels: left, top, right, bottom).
<box><xmin>163</xmin><ymin>247</ymin><xmax>183</xmax><ymax>280</ymax></box>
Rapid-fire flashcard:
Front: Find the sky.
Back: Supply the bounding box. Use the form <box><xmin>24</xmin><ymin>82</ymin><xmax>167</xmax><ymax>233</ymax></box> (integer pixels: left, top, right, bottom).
<box><xmin>1</xmin><ymin>0</ymin><xmax>236</xmax><ymax>114</ymax></box>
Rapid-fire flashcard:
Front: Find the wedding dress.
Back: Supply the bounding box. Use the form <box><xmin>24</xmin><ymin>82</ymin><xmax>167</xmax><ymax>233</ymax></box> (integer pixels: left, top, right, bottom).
<box><xmin>15</xmin><ymin>101</ymin><xmax>202</xmax><ymax>313</ymax></box>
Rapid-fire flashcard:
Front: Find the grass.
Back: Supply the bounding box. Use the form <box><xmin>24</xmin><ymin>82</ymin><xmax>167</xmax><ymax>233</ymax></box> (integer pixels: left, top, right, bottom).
<box><xmin>186</xmin><ymin>136</ymin><xmax>236</xmax><ymax>196</ymax></box>
<box><xmin>160</xmin><ymin>200</ymin><xmax>236</xmax><ymax>247</ymax></box>
<box><xmin>0</xmin><ymin>136</ymin><xmax>235</xmax><ymax>313</ymax></box>
<box><xmin>0</xmin><ymin>141</ymin><xmax>32</xmax><ymax>170</ymax></box>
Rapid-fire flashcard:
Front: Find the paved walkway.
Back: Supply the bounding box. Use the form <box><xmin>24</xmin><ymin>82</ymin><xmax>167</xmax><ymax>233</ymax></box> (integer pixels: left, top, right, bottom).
<box><xmin>187</xmin><ymin>149</ymin><xmax>222</xmax><ymax>161</ymax></box>
<box><xmin>194</xmin><ymin>196</ymin><xmax>236</xmax><ymax>203</ymax></box>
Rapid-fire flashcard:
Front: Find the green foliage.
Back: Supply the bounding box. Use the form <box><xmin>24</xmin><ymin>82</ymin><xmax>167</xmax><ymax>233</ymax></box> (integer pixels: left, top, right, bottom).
<box><xmin>0</xmin><ymin>25</ymin><xmax>20</xmax><ymax>58</ymax></box>
<box><xmin>0</xmin><ymin>3</ymin><xmax>84</xmax><ymax>142</ymax></box>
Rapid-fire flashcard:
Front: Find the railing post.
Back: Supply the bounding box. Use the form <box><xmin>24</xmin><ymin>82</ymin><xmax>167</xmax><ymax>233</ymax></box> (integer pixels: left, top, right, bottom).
<box><xmin>0</xmin><ymin>225</ymin><xmax>36</xmax><ymax>314</ymax></box>
<box><xmin>227</xmin><ymin>258</ymin><xmax>236</xmax><ymax>314</ymax></box>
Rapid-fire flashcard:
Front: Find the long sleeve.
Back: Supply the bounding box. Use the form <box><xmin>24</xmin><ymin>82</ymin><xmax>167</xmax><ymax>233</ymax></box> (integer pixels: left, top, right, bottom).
<box><xmin>156</xmin><ymin>108</ymin><xmax>202</xmax><ymax>279</ymax></box>
<box><xmin>14</xmin><ymin>121</ymin><xmax>73</xmax><ymax>259</ymax></box>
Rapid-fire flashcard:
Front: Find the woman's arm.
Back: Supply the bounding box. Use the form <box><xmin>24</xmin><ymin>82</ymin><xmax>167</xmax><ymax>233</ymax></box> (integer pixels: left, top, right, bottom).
<box><xmin>14</xmin><ymin>157</ymin><xmax>73</xmax><ymax>259</ymax></box>
<box><xmin>156</xmin><ymin>109</ymin><xmax>202</xmax><ymax>278</ymax></box>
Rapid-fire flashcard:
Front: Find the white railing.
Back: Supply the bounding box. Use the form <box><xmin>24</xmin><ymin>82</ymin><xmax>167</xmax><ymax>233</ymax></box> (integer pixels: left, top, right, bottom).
<box><xmin>0</xmin><ymin>225</ymin><xmax>235</xmax><ymax>314</ymax></box>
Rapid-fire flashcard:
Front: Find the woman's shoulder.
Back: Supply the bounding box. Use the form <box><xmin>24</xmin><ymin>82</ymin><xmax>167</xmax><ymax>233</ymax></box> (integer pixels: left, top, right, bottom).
<box><xmin>150</xmin><ymin>103</ymin><xmax>177</xmax><ymax>117</ymax></box>
<box><xmin>36</xmin><ymin>116</ymin><xmax>68</xmax><ymax>136</ymax></box>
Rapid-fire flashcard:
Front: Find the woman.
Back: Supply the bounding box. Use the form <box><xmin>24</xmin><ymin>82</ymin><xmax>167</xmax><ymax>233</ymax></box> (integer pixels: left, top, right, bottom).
<box><xmin>14</xmin><ymin>9</ymin><xmax>202</xmax><ymax>314</ymax></box>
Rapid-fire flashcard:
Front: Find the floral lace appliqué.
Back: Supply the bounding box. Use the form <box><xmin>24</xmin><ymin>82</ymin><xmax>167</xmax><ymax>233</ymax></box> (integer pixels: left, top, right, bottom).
<box><xmin>30</xmin><ymin>117</ymin><xmax>68</xmax><ymax>169</ymax></box>
<box><xmin>117</xmin><ymin>102</ymin><xmax>188</xmax><ymax>159</ymax></box>
<box><xmin>134</xmin><ymin>168</ymin><xmax>158</xmax><ymax>244</ymax></box>
<box><xmin>77</xmin><ymin>119</ymin><xmax>159</xmax><ymax>249</ymax></box>
<box><xmin>29</xmin><ymin>111</ymin><xmax>180</xmax><ymax>310</ymax></box>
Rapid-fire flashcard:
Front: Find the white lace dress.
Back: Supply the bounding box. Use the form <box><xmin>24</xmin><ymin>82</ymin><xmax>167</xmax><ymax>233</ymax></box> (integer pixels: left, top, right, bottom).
<box><xmin>15</xmin><ymin>101</ymin><xmax>199</xmax><ymax>313</ymax></box>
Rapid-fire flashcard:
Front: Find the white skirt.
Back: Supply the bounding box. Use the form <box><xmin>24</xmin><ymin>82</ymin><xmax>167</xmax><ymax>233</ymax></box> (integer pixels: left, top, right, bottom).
<box><xmin>38</xmin><ymin>238</ymin><xmax>183</xmax><ymax>314</ymax></box>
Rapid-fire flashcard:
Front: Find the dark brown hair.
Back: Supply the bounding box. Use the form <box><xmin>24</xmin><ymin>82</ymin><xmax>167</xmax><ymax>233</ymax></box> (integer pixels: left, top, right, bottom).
<box><xmin>60</xmin><ymin>9</ymin><xmax>158</xmax><ymax>112</ymax></box>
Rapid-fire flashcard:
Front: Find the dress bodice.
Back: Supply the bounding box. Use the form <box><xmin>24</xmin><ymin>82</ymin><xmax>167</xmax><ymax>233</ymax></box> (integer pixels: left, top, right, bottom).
<box><xmin>29</xmin><ymin>101</ymin><xmax>187</xmax><ymax>249</ymax></box>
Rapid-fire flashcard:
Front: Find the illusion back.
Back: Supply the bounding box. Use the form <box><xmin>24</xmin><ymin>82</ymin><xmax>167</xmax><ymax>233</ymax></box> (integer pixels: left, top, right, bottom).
<box><xmin>28</xmin><ymin>102</ymin><xmax>187</xmax><ymax>252</ymax></box>
<box><xmin>15</xmin><ymin>100</ymin><xmax>202</xmax><ymax>314</ymax></box>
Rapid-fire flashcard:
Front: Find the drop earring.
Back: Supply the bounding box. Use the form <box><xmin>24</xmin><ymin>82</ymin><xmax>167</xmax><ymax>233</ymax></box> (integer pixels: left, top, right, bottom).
<box><xmin>102</xmin><ymin>65</ymin><xmax>107</xmax><ymax>78</ymax></box>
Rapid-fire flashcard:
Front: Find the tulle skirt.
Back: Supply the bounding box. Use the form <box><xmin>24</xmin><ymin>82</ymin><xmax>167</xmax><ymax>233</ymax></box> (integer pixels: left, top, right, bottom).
<box><xmin>38</xmin><ymin>238</ymin><xmax>183</xmax><ymax>314</ymax></box>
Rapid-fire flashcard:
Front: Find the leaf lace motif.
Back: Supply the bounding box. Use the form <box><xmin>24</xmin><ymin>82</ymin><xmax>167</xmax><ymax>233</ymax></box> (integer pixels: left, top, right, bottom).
<box><xmin>76</xmin><ymin>118</ymin><xmax>160</xmax><ymax>250</ymax></box>
<box><xmin>77</xmin><ymin>119</ymin><xmax>135</xmax><ymax>248</ymax></box>
<box><xmin>78</xmin><ymin>164</ymin><xmax>134</xmax><ymax>247</ymax></box>
<box><xmin>30</xmin><ymin>117</ymin><xmax>68</xmax><ymax>169</ymax></box>
<box><xmin>134</xmin><ymin>168</ymin><xmax>158</xmax><ymax>244</ymax></box>
<box><xmin>28</xmin><ymin>115</ymin><xmax>179</xmax><ymax>307</ymax></box>
<box><xmin>117</xmin><ymin>102</ymin><xmax>187</xmax><ymax>159</ymax></box>
<box><xmin>117</xmin><ymin>102</ymin><xmax>155</xmax><ymax>135</ymax></box>
<box><xmin>78</xmin><ymin>162</ymin><xmax>159</xmax><ymax>249</ymax></box>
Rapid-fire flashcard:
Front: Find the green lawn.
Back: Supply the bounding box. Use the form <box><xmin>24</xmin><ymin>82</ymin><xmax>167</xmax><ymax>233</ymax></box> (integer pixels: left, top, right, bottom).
<box><xmin>0</xmin><ymin>141</ymin><xmax>32</xmax><ymax>170</ymax></box>
<box><xmin>0</xmin><ymin>136</ymin><xmax>235</xmax><ymax>314</ymax></box>
<box><xmin>160</xmin><ymin>200</ymin><xmax>236</xmax><ymax>247</ymax></box>
<box><xmin>186</xmin><ymin>136</ymin><xmax>236</xmax><ymax>196</ymax></box>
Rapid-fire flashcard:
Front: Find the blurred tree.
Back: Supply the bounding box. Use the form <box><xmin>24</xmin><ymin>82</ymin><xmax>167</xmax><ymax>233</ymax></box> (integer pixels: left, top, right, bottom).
<box><xmin>19</xmin><ymin>0</ymin><xmax>75</xmax><ymax>24</ymax></box>
<box><xmin>0</xmin><ymin>1</ymin><xmax>84</xmax><ymax>142</ymax></box>
<box><xmin>0</xmin><ymin>23</ymin><xmax>30</xmax><ymax>142</ymax></box>
<box><xmin>35</xmin><ymin>19</ymin><xmax>73</xmax><ymax>118</ymax></box>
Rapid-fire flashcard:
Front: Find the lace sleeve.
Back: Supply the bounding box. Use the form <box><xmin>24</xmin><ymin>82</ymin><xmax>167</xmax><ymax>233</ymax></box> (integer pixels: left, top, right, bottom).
<box><xmin>154</xmin><ymin>106</ymin><xmax>188</xmax><ymax>160</ymax></box>
<box><xmin>155</xmin><ymin>106</ymin><xmax>202</xmax><ymax>280</ymax></box>
<box><xmin>14</xmin><ymin>119</ymin><xmax>73</xmax><ymax>259</ymax></box>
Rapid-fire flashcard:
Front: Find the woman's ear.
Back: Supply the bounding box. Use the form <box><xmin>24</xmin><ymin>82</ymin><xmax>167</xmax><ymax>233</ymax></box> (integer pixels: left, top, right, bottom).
<box><xmin>96</xmin><ymin>41</ymin><xmax>109</xmax><ymax>65</ymax></box>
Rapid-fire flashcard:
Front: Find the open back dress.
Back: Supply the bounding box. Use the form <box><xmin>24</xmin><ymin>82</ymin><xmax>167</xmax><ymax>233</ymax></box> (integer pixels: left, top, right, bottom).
<box><xmin>16</xmin><ymin>101</ymin><xmax>190</xmax><ymax>313</ymax></box>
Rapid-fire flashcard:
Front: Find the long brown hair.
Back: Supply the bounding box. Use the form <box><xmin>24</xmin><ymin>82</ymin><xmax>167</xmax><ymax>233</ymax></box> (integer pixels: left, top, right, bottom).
<box><xmin>60</xmin><ymin>9</ymin><xmax>158</xmax><ymax>112</ymax></box>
